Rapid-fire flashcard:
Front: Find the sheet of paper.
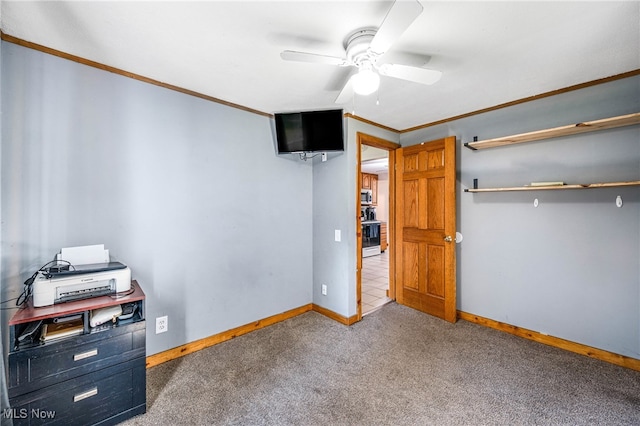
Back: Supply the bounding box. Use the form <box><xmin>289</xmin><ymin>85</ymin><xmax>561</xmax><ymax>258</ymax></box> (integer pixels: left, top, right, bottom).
<box><xmin>60</xmin><ymin>244</ymin><xmax>109</xmax><ymax>265</ymax></box>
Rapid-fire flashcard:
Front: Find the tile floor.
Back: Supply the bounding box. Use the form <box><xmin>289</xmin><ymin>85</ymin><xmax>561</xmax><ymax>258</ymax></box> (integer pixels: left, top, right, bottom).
<box><xmin>362</xmin><ymin>249</ymin><xmax>391</xmax><ymax>315</ymax></box>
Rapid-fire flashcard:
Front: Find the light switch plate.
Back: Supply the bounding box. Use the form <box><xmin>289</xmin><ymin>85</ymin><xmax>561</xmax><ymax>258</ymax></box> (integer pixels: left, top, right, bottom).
<box><xmin>335</xmin><ymin>230</ymin><xmax>341</xmax><ymax>242</ymax></box>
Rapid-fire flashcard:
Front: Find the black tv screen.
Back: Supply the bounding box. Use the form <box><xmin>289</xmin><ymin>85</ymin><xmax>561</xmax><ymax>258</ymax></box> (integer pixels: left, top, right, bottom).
<box><xmin>275</xmin><ymin>109</ymin><xmax>344</xmax><ymax>153</ymax></box>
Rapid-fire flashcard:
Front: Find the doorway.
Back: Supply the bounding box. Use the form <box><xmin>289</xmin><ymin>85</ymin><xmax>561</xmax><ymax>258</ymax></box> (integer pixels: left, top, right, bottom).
<box><xmin>361</xmin><ymin>147</ymin><xmax>391</xmax><ymax>315</ymax></box>
<box><xmin>356</xmin><ymin>133</ymin><xmax>400</xmax><ymax>320</ymax></box>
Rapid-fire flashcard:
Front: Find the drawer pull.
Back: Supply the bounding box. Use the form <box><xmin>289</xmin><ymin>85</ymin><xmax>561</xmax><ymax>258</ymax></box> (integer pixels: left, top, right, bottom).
<box><xmin>73</xmin><ymin>348</ymin><xmax>98</xmax><ymax>361</ymax></box>
<box><xmin>73</xmin><ymin>387</ymin><xmax>98</xmax><ymax>402</ymax></box>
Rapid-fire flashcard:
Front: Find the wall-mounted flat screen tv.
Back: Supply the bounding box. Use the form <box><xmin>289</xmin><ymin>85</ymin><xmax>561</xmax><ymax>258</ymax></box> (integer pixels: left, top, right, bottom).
<box><xmin>275</xmin><ymin>109</ymin><xmax>344</xmax><ymax>154</ymax></box>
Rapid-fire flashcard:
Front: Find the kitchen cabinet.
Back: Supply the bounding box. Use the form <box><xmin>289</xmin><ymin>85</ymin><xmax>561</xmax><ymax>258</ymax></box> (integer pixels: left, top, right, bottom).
<box><xmin>362</xmin><ymin>173</ymin><xmax>371</xmax><ymax>190</ymax></box>
<box><xmin>371</xmin><ymin>176</ymin><xmax>378</xmax><ymax>206</ymax></box>
<box><xmin>381</xmin><ymin>222</ymin><xmax>387</xmax><ymax>252</ymax></box>
<box><xmin>361</xmin><ymin>172</ymin><xmax>379</xmax><ymax>205</ymax></box>
<box><xmin>7</xmin><ymin>281</ymin><xmax>146</xmax><ymax>425</ymax></box>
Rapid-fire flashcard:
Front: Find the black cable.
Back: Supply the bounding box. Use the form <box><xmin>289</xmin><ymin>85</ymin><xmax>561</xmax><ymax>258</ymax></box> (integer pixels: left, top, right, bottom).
<box><xmin>14</xmin><ymin>259</ymin><xmax>74</xmax><ymax>308</ymax></box>
<box><xmin>109</xmin><ymin>287</ymin><xmax>136</xmax><ymax>299</ymax></box>
<box><xmin>1</xmin><ymin>306</ymin><xmax>20</xmax><ymax>311</ymax></box>
<box><xmin>298</xmin><ymin>152</ymin><xmax>323</xmax><ymax>161</ymax></box>
<box><xmin>1</xmin><ymin>297</ymin><xmax>20</xmax><ymax>310</ymax></box>
<box><xmin>16</xmin><ymin>271</ymin><xmax>38</xmax><ymax>307</ymax></box>
<box><xmin>1</xmin><ymin>295</ymin><xmax>22</xmax><ymax>311</ymax></box>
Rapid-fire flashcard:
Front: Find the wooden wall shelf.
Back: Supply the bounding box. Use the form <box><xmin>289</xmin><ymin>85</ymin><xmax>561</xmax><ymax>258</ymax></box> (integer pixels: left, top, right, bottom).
<box><xmin>465</xmin><ymin>180</ymin><xmax>640</xmax><ymax>193</ymax></box>
<box><xmin>464</xmin><ymin>112</ymin><xmax>640</xmax><ymax>150</ymax></box>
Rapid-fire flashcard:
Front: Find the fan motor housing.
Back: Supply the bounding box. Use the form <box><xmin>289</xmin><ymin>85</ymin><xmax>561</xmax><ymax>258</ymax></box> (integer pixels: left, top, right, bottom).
<box><xmin>344</xmin><ymin>29</ymin><xmax>377</xmax><ymax>65</ymax></box>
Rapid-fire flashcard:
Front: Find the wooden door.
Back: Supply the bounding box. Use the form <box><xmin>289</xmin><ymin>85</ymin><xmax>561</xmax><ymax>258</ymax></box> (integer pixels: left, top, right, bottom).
<box><xmin>394</xmin><ymin>136</ymin><xmax>457</xmax><ymax>322</ymax></box>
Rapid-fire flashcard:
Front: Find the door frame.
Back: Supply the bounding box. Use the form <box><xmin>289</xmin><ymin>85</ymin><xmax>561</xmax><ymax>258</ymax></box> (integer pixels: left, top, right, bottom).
<box><xmin>356</xmin><ymin>132</ymin><xmax>401</xmax><ymax>321</ymax></box>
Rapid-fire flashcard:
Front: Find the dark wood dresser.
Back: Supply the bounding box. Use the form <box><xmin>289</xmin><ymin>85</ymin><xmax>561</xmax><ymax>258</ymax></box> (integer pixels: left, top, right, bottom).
<box><xmin>7</xmin><ymin>281</ymin><xmax>146</xmax><ymax>425</ymax></box>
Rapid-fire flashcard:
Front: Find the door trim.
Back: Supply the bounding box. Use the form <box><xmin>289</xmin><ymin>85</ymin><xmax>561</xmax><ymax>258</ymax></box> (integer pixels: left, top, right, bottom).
<box><xmin>356</xmin><ymin>132</ymin><xmax>401</xmax><ymax>321</ymax></box>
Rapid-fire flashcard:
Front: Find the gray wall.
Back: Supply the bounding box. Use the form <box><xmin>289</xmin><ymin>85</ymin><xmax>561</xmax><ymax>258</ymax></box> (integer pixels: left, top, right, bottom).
<box><xmin>311</xmin><ymin>148</ymin><xmax>352</xmax><ymax>315</ymax></box>
<box><xmin>1</xmin><ymin>42</ymin><xmax>313</xmax><ymax>356</ymax></box>
<box><xmin>0</xmin><ymin>30</ymin><xmax>11</xmax><ymax>425</ymax></box>
<box><xmin>401</xmin><ymin>76</ymin><xmax>640</xmax><ymax>359</ymax></box>
<box><xmin>2</xmin><ymin>39</ymin><xmax>638</xmax><ymax>363</ymax></box>
<box><xmin>312</xmin><ymin>119</ymin><xmax>397</xmax><ymax>318</ymax></box>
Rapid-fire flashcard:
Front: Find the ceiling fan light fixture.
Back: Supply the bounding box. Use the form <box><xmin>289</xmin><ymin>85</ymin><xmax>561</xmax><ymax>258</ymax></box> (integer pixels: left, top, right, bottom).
<box><xmin>351</xmin><ymin>66</ymin><xmax>380</xmax><ymax>96</ymax></box>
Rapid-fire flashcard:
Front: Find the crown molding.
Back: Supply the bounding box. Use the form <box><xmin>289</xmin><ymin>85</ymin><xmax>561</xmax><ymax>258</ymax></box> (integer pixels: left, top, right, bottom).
<box><xmin>401</xmin><ymin>69</ymin><xmax>640</xmax><ymax>134</ymax></box>
<box><xmin>3</xmin><ymin>32</ymin><xmax>637</xmax><ymax>134</ymax></box>
<box><xmin>1</xmin><ymin>31</ymin><xmax>273</xmax><ymax>119</ymax></box>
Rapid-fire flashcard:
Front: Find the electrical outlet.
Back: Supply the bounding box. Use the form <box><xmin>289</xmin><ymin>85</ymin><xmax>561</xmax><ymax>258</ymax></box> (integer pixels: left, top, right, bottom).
<box><xmin>156</xmin><ymin>316</ymin><xmax>168</xmax><ymax>334</ymax></box>
<box><xmin>321</xmin><ymin>284</ymin><xmax>327</xmax><ymax>296</ymax></box>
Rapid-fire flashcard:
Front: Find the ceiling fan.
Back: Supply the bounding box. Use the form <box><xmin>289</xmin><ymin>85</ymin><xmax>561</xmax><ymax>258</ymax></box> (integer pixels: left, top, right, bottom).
<box><xmin>280</xmin><ymin>0</ymin><xmax>442</xmax><ymax>103</ymax></box>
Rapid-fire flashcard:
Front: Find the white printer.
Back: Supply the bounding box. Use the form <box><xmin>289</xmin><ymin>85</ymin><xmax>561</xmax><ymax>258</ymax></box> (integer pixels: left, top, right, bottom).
<box><xmin>31</xmin><ymin>245</ymin><xmax>132</xmax><ymax>307</ymax></box>
<box><xmin>32</xmin><ymin>263</ymin><xmax>131</xmax><ymax>307</ymax></box>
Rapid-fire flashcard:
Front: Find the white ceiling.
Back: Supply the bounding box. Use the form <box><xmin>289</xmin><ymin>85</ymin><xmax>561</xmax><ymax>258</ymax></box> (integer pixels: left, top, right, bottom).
<box><xmin>361</xmin><ymin>157</ymin><xmax>389</xmax><ymax>174</ymax></box>
<box><xmin>2</xmin><ymin>1</ymin><xmax>638</xmax><ymax>131</ymax></box>
<box><xmin>361</xmin><ymin>145</ymin><xmax>389</xmax><ymax>174</ymax></box>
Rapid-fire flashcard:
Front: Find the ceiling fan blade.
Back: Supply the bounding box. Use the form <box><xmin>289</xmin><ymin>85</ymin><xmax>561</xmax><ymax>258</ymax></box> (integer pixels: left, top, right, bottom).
<box><xmin>377</xmin><ymin>51</ymin><xmax>431</xmax><ymax>68</ymax></box>
<box><xmin>335</xmin><ymin>77</ymin><xmax>354</xmax><ymax>104</ymax></box>
<box><xmin>280</xmin><ymin>50</ymin><xmax>347</xmax><ymax>66</ymax></box>
<box><xmin>369</xmin><ymin>0</ymin><xmax>424</xmax><ymax>55</ymax></box>
<box><xmin>378</xmin><ymin>63</ymin><xmax>442</xmax><ymax>85</ymax></box>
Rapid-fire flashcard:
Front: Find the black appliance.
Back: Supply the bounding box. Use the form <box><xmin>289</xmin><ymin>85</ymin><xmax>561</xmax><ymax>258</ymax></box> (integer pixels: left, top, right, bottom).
<box><xmin>362</xmin><ymin>221</ymin><xmax>381</xmax><ymax>258</ymax></box>
<box><xmin>360</xmin><ymin>189</ymin><xmax>372</xmax><ymax>205</ymax></box>
<box><xmin>365</xmin><ymin>207</ymin><xmax>376</xmax><ymax>221</ymax></box>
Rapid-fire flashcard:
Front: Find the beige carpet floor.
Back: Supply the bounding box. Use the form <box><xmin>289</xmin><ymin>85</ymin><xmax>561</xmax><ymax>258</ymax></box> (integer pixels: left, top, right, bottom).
<box><xmin>122</xmin><ymin>302</ymin><xmax>640</xmax><ymax>425</ymax></box>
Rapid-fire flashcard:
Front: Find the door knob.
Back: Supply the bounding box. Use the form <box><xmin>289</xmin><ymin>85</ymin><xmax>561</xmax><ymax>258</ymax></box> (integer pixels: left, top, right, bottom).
<box><xmin>444</xmin><ymin>235</ymin><xmax>453</xmax><ymax>242</ymax></box>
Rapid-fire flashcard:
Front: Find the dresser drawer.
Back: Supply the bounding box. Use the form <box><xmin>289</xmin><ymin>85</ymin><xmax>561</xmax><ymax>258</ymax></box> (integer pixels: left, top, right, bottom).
<box><xmin>9</xmin><ymin>322</ymin><xmax>145</xmax><ymax>397</ymax></box>
<box><xmin>32</xmin><ymin>332</ymin><xmax>132</xmax><ymax>380</ymax></box>
<box><xmin>10</xmin><ymin>357</ymin><xmax>146</xmax><ymax>426</ymax></box>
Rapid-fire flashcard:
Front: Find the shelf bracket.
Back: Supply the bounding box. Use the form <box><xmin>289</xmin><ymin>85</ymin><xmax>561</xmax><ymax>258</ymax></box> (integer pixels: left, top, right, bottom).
<box><xmin>464</xmin><ymin>136</ymin><xmax>479</xmax><ymax>151</ymax></box>
<box><xmin>464</xmin><ymin>178</ymin><xmax>478</xmax><ymax>192</ymax></box>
